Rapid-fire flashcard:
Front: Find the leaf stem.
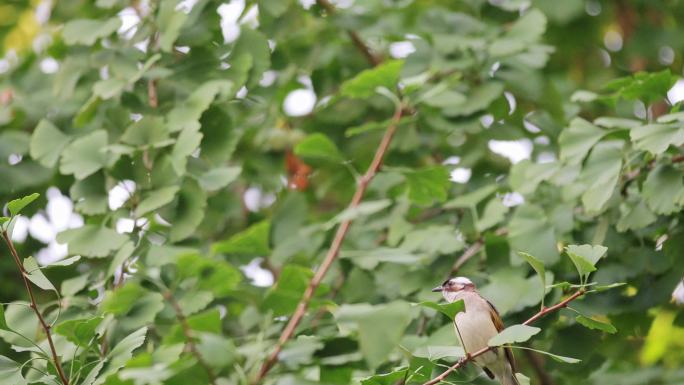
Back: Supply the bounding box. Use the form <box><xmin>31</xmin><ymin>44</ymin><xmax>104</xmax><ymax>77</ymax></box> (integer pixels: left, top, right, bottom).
<box><xmin>1</xmin><ymin>230</ymin><xmax>69</xmax><ymax>385</ymax></box>
<box><xmin>421</xmin><ymin>289</ymin><xmax>585</xmax><ymax>385</ymax></box>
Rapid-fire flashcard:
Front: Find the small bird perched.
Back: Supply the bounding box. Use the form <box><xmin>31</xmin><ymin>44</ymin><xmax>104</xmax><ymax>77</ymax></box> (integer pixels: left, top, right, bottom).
<box><xmin>432</xmin><ymin>277</ymin><xmax>520</xmax><ymax>385</ymax></box>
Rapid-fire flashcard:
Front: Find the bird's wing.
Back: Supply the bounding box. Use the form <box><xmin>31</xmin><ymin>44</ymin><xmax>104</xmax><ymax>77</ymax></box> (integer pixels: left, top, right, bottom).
<box><xmin>486</xmin><ymin>299</ymin><xmax>517</xmax><ymax>373</ymax></box>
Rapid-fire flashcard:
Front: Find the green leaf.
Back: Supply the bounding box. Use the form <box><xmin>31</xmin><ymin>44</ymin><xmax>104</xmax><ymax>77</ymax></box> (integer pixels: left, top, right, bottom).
<box><xmin>324</xmin><ymin>200</ymin><xmax>392</xmax><ymax>230</ymax></box>
<box><xmin>45</xmin><ymin>255</ymin><xmax>81</xmax><ymax>267</ymax></box>
<box><xmin>30</xmin><ymin>120</ymin><xmax>70</xmax><ymax>168</ymax></box>
<box><xmin>565</xmin><ymin>244</ymin><xmax>605</xmax><ymax>281</ymax></box>
<box><xmin>102</xmin><ymin>327</ymin><xmax>148</xmax><ymax>382</ymax></box>
<box><xmin>335</xmin><ymin>301</ymin><xmax>412</xmax><ymax>369</ymax></box>
<box><xmin>157</xmin><ymin>0</ymin><xmax>188</xmax><ymax>52</ymax></box>
<box><xmin>509</xmin><ymin>160</ymin><xmax>560</xmax><ymax>196</ymax></box>
<box><xmin>0</xmin><ymin>355</ymin><xmax>27</xmax><ymax>385</ymax></box>
<box><xmin>212</xmin><ymin>220</ymin><xmax>271</xmax><ymax>256</ymax></box>
<box><xmin>488</xmin><ymin>324</ymin><xmax>541</xmax><ymax>346</ymax></box>
<box><xmin>135</xmin><ymin>186</ymin><xmax>180</xmax><ymax>217</ymax></box>
<box><xmin>57</xmin><ymin>225</ymin><xmax>128</xmax><ymax>258</ymax></box>
<box><xmin>170</xmin><ymin>126</ymin><xmax>204</xmax><ymax>175</ymax></box>
<box><xmin>404</xmin><ymin>167</ymin><xmax>449</xmax><ymax>205</ymax></box>
<box><xmin>631</xmin><ymin>123</ymin><xmax>684</xmax><ymax>155</ymax></box>
<box><xmin>168</xmin><ymin>80</ymin><xmax>234</xmax><ymax>133</ymax></box>
<box><xmin>565</xmin><ymin>244</ymin><xmax>607</xmax><ymax>266</ymax></box>
<box><xmin>177</xmin><ymin>254</ymin><xmax>241</xmax><ymax>298</ymax></box>
<box><xmin>442</xmin><ymin>82</ymin><xmax>504</xmax><ymax>117</ymax></box>
<box><xmin>121</xmin><ymin>116</ymin><xmax>170</xmax><ymax>148</ymax></box>
<box><xmin>400</xmin><ymin>225</ymin><xmax>464</xmax><ymax>255</ymax></box>
<box><xmin>197</xmin><ymin>166</ymin><xmax>241</xmax><ymax>191</ymax></box>
<box><xmin>54</xmin><ymin>316</ymin><xmax>103</xmax><ymax>347</ymax></box>
<box><xmin>164</xmin><ymin>310</ymin><xmax>222</xmax><ymax>347</ymax></box>
<box><xmin>7</xmin><ymin>193</ymin><xmax>39</xmax><ymax>216</ymax></box>
<box><xmin>518</xmin><ymin>252</ymin><xmax>546</xmax><ymax>304</ymax></box>
<box><xmin>345</xmin><ymin>116</ymin><xmax>416</xmax><ymax>137</ymax></box>
<box><xmin>606</xmin><ymin>69</ymin><xmax>677</xmax><ymax>104</ymax></box>
<box><xmin>231</xmin><ymin>27</ymin><xmax>271</xmax><ymax>88</ymax></box>
<box><xmin>489</xmin><ymin>9</ymin><xmax>546</xmax><ymax>56</ymax></box>
<box><xmin>558</xmin><ymin>118</ymin><xmax>605</xmax><ymax>164</ymax></box>
<box><xmin>262</xmin><ymin>265</ymin><xmax>312</xmax><ymax>316</ymax></box>
<box><xmin>476</xmin><ymin>198</ymin><xmax>508</xmax><ymax>232</ymax></box>
<box><xmin>444</xmin><ymin>184</ymin><xmax>498</xmax><ymax>209</ymax></box>
<box><xmin>570</xmin><ymin>90</ymin><xmax>597</xmax><ymax>103</ymax></box>
<box><xmin>575</xmin><ymin>315</ymin><xmax>617</xmax><ymax>334</ymax></box>
<box><xmin>294</xmin><ymin>133</ymin><xmax>344</xmax><ymax>163</ymax></box>
<box><xmin>62</xmin><ymin>17</ymin><xmax>122</xmax><ymax>45</ymax></box>
<box><xmin>616</xmin><ymin>198</ymin><xmax>657</xmax><ymax>232</ymax></box>
<box><xmin>360</xmin><ymin>368</ymin><xmax>408</xmax><ymax>385</ymax></box>
<box><xmin>340</xmin><ymin>60</ymin><xmax>404</xmax><ymax>98</ymax></box>
<box><xmin>507</xmin><ymin>204</ymin><xmax>559</xmax><ymax>264</ymax></box>
<box><xmin>642</xmin><ymin>165</ymin><xmax>684</xmax><ymax>214</ymax></box>
<box><xmin>0</xmin><ymin>217</ymin><xmax>8</xmax><ymax>227</ymax></box>
<box><xmin>510</xmin><ymin>346</ymin><xmax>581</xmax><ymax>363</ymax></box>
<box><xmin>168</xmin><ymin>179</ymin><xmax>207</xmax><ymax>242</ymax></box>
<box><xmin>340</xmin><ymin>248</ymin><xmax>424</xmax><ymax>270</ymax></box>
<box><xmin>579</xmin><ymin>141</ymin><xmax>623</xmax><ymax>213</ymax></box>
<box><xmin>101</xmin><ymin>282</ymin><xmax>146</xmax><ymax>315</ymax></box>
<box><xmin>417</xmin><ymin>299</ymin><xmax>464</xmax><ymax>319</ymax></box>
<box><xmin>0</xmin><ymin>305</ymin><xmax>7</xmax><ymax>330</ymax></box>
<box><xmin>593</xmin><ymin>117</ymin><xmax>642</xmax><ymax>129</ymax></box>
<box><xmin>22</xmin><ymin>256</ymin><xmax>56</xmax><ymax>291</ymax></box>
<box><xmin>70</xmin><ymin>173</ymin><xmax>108</xmax><ymax>215</ymax></box>
<box><xmin>60</xmin><ymin>130</ymin><xmax>111</xmax><ymax>180</ymax></box>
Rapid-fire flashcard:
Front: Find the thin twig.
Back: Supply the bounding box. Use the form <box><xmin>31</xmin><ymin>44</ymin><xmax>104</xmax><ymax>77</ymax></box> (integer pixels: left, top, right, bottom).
<box><xmin>316</xmin><ymin>0</ymin><xmax>381</xmax><ymax>66</ymax></box>
<box><xmin>448</xmin><ymin>228</ymin><xmax>508</xmax><ymax>278</ymax></box>
<box><xmin>147</xmin><ymin>79</ymin><xmax>158</xmax><ymax>108</ymax></box>
<box><xmin>1</xmin><ymin>231</ymin><xmax>69</xmax><ymax>385</ymax></box>
<box><xmin>255</xmin><ymin>105</ymin><xmax>405</xmax><ymax>383</ymax></box>
<box><xmin>163</xmin><ymin>290</ymin><xmax>217</xmax><ymax>385</ymax></box>
<box><xmin>421</xmin><ymin>289</ymin><xmax>585</xmax><ymax>385</ymax></box>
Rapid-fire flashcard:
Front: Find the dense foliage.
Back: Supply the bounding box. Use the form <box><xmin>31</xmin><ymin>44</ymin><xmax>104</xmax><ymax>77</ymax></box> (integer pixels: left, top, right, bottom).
<box><xmin>1</xmin><ymin>1</ymin><xmax>684</xmax><ymax>384</ymax></box>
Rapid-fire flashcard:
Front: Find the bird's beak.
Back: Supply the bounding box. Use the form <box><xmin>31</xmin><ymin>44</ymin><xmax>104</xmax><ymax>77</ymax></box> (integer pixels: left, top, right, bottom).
<box><xmin>431</xmin><ymin>285</ymin><xmax>443</xmax><ymax>292</ymax></box>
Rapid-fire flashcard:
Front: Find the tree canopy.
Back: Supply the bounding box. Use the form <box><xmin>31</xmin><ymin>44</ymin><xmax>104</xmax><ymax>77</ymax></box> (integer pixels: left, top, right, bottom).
<box><xmin>1</xmin><ymin>1</ymin><xmax>684</xmax><ymax>385</ymax></box>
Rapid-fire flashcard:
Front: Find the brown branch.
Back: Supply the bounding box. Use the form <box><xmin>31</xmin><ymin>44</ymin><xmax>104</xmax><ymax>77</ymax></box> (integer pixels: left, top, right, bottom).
<box><xmin>523</xmin><ymin>349</ymin><xmax>556</xmax><ymax>385</ymax></box>
<box><xmin>147</xmin><ymin>79</ymin><xmax>158</xmax><ymax>108</ymax></box>
<box><xmin>1</xmin><ymin>231</ymin><xmax>69</xmax><ymax>385</ymax></box>
<box><xmin>421</xmin><ymin>289</ymin><xmax>585</xmax><ymax>385</ymax></box>
<box><xmin>163</xmin><ymin>291</ymin><xmax>217</xmax><ymax>385</ymax></box>
<box><xmin>448</xmin><ymin>228</ymin><xmax>508</xmax><ymax>278</ymax></box>
<box><xmin>316</xmin><ymin>0</ymin><xmax>381</xmax><ymax>66</ymax></box>
<box><xmin>255</xmin><ymin>105</ymin><xmax>405</xmax><ymax>383</ymax></box>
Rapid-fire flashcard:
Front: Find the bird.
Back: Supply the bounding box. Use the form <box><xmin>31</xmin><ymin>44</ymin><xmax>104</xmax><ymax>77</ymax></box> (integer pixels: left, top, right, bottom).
<box><xmin>432</xmin><ymin>277</ymin><xmax>520</xmax><ymax>385</ymax></box>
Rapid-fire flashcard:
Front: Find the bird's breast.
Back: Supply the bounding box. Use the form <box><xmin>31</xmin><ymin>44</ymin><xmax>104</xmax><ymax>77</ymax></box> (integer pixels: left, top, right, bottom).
<box><xmin>453</xmin><ymin>294</ymin><xmax>500</xmax><ymax>365</ymax></box>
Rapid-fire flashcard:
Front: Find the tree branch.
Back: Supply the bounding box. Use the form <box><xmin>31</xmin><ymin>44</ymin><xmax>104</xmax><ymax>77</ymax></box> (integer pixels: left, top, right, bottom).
<box><xmin>316</xmin><ymin>0</ymin><xmax>381</xmax><ymax>66</ymax></box>
<box><xmin>1</xmin><ymin>230</ymin><xmax>69</xmax><ymax>385</ymax></box>
<box><xmin>448</xmin><ymin>228</ymin><xmax>508</xmax><ymax>278</ymax></box>
<box><xmin>163</xmin><ymin>291</ymin><xmax>217</xmax><ymax>385</ymax></box>
<box><xmin>421</xmin><ymin>289</ymin><xmax>585</xmax><ymax>385</ymax></box>
<box><xmin>255</xmin><ymin>105</ymin><xmax>404</xmax><ymax>383</ymax></box>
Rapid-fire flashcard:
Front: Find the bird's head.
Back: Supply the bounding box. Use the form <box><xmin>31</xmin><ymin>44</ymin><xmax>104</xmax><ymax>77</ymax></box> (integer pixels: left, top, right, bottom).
<box><xmin>432</xmin><ymin>277</ymin><xmax>476</xmax><ymax>301</ymax></box>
